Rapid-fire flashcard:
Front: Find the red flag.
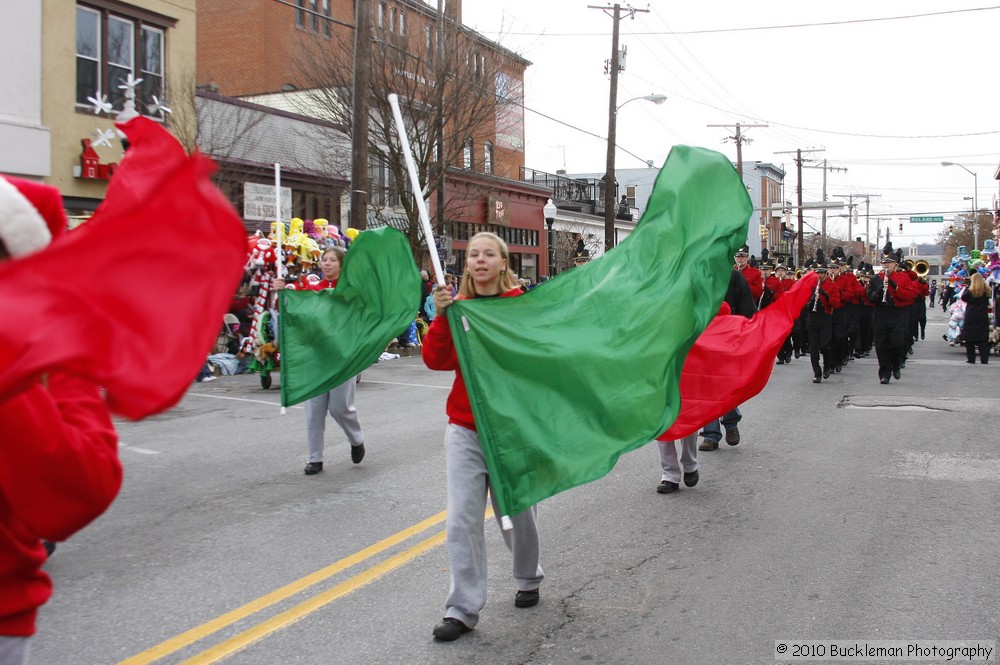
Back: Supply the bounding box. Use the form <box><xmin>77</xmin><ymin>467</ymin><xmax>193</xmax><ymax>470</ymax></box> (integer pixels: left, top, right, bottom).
<box><xmin>0</xmin><ymin>118</ymin><xmax>247</xmax><ymax>419</ymax></box>
<box><xmin>659</xmin><ymin>272</ymin><xmax>818</xmax><ymax>440</ymax></box>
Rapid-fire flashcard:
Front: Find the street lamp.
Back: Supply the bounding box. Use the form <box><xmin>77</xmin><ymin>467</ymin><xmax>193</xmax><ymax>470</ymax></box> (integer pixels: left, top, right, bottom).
<box><xmin>543</xmin><ymin>198</ymin><xmax>558</xmax><ymax>277</ymax></box>
<box><xmin>604</xmin><ymin>93</ymin><xmax>667</xmax><ymax>252</ymax></box>
<box><xmin>942</xmin><ymin>161</ymin><xmax>978</xmax><ymax>249</ymax></box>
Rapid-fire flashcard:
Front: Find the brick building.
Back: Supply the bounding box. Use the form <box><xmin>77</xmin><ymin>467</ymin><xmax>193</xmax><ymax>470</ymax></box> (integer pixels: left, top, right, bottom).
<box><xmin>197</xmin><ymin>0</ymin><xmax>551</xmax><ymax>279</ymax></box>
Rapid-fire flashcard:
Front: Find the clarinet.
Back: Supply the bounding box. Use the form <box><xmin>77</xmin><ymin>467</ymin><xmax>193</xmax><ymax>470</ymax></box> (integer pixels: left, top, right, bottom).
<box><xmin>812</xmin><ymin>278</ymin><xmax>822</xmax><ymax>312</ymax></box>
<box><xmin>882</xmin><ymin>274</ymin><xmax>890</xmax><ymax>304</ymax></box>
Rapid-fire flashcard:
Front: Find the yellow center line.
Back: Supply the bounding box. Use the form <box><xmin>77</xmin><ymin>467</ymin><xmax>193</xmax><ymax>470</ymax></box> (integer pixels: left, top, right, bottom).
<box><xmin>178</xmin><ymin>529</ymin><xmax>448</xmax><ymax>665</ymax></box>
<box><xmin>116</xmin><ymin>510</ymin><xmax>447</xmax><ymax>665</ymax></box>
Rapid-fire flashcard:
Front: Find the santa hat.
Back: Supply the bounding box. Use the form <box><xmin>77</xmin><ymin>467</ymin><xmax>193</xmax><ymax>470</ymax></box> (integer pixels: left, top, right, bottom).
<box><xmin>0</xmin><ymin>175</ymin><xmax>67</xmax><ymax>258</ymax></box>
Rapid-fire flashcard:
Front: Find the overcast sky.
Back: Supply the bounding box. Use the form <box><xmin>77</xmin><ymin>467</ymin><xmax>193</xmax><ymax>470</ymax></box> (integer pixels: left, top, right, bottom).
<box><xmin>461</xmin><ymin>1</ymin><xmax>999</xmax><ymax>248</ymax></box>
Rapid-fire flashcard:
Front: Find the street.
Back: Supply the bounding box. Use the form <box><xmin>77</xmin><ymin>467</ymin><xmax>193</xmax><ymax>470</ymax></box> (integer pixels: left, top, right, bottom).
<box><xmin>31</xmin><ymin>306</ymin><xmax>1000</xmax><ymax>665</ymax></box>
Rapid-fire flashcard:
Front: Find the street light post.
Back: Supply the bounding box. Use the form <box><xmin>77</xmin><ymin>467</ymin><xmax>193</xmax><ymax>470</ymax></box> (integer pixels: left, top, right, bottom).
<box><xmin>603</xmin><ymin>93</ymin><xmax>667</xmax><ymax>253</ymax></box>
<box><xmin>942</xmin><ymin>161</ymin><xmax>978</xmax><ymax>249</ymax></box>
<box><xmin>544</xmin><ymin>198</ymin><xmax>558</xmax><ymax>277</ymax></box>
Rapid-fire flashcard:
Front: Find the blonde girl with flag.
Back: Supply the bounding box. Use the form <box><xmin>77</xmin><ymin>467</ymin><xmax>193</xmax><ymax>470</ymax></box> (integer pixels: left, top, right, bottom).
<box><xmin>421</xmin><ymin>232</ymin><xmax>544</xmax><ymax>642</ymax></box>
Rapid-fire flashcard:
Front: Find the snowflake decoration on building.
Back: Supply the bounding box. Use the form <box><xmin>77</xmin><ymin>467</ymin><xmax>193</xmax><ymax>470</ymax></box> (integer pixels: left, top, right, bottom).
<box><xmin>92</xmin><ymin>128</ymin><xmax>117</xmax><ymax>149</ymax></box>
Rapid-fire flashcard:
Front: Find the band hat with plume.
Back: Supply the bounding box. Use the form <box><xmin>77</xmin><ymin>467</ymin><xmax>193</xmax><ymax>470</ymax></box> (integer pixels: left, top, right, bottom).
<box><xmin>0</xmin><ymin>175</ymin><xmax>67</xmax><ymax>258</ymax></box>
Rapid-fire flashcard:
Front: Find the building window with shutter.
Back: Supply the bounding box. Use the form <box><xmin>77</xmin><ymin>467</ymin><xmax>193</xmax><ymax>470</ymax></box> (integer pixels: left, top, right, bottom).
<box><xmin>76</xmin><ymin>3</ymin><xmax>171</xmax><ymax>117</ymax></box>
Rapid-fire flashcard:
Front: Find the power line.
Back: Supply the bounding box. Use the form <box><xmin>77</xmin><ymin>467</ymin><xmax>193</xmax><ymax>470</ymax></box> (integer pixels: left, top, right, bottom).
<box><xmin>478</xmin><ymin>6</ymin><xmax>1000</xmax><ymax>37</ymax></box>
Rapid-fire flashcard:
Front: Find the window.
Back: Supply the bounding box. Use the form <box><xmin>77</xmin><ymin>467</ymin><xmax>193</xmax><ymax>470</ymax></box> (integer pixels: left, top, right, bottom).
<box><xmin>397</xmin><ymin>11</ymin><xmax>405</xmax><ymax>36</ymax></box>
<box><xmin>378</xmin><ymin>2</ymin><xmax>386</xmax><ymax>28</ymax></box>
<box><xmin>483</xmin><ymin>141</ymin><xmax>493</xmax><ymax>175</ymax></box>
<box><xmin>368</xmin><ymin>153</ymin><xmax>402</xmax><ymax>207</ymax></box>
<box><xmin>425</xmin><ymin>25</ymin><xmax>437</xmax><ymax>56</ymax></box>
<box><xmin>296</xmin><ymin>0</ymin><xmax>306</xmax><ymax>27</ymax></box>
<box><xmin>463</xmin><ymin>137</ymin><xmax>473</xmax><ymax>170</ymax></box>
<box><xmin>76</xmin><ymin>3</ymin><xmax>172</xmax><ymax>116</ymax></box>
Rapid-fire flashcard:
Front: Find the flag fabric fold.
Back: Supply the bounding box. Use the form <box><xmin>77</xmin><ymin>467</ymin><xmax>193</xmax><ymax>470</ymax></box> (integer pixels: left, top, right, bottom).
<box><xmin>447</xmin><ymin>145</ymin><xmax>753</xmax><ymax>518</ymax></box>
<box><xmin>279</xmin><ymin>227</ymin><xmax>422</xmax><ymax>407</ymax></box>
<box><xmin>659</xmin><ymin>271</ymin><xmax>818</xmax><ymax>441</ymax></box>
<box><xmin>0</xmin><ymin>118</ymin><xmax>247</xmax><ymax>420</ymax></box>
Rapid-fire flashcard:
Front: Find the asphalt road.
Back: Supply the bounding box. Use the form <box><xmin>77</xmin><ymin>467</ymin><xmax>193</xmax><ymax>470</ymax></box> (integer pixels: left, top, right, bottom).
<box><xmin>30</xmin><ymin>306</ymin><xmax>1000</xmax><ymax>665</ymax></box>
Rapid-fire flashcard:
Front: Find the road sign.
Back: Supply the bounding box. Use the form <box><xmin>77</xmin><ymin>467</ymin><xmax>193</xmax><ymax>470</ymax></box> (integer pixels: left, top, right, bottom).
<box><xmin>909</xmin><ymin>216</ymin><xmax>944</xmax><ymax>223</ymax></box>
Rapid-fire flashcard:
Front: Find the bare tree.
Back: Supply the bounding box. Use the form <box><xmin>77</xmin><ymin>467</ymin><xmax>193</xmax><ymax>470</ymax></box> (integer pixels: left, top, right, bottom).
<box><xmin>288</xmin><ymin>16</ymin><xmax>525</xmax><ymax>258</ymax></box>
<box><xmin>935</xmin><ymin>211</ymin><xmax>993</xmax><ymax>263</ymax></box>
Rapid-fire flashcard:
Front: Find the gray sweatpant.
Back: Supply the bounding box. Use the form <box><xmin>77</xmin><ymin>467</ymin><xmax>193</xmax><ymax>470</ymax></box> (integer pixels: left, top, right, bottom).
<box><xmin>0</xmin><ymin>636</ymin><xmax>29</xmax><ymax>665</ymax></box>
<box><xmin>656</xmin><ymin>433</ymin><xmax>699</xmax><ymax>483</ymax></box>
<box><xmin>443</xmin><ymin>423</ymin><xmax>544</xmax><ymax>628</ymax></box>
<box><xmin>305</xmin><ymin>378</ymin><xmax>364</xmax><ymax>463</ymax></box>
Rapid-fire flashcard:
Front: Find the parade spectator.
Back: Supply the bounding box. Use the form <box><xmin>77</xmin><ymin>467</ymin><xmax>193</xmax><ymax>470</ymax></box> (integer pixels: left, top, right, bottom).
<box><xmin>276</xmin><ymin>247</ymin><xmax>366</xmax><ymax>475</ymax></box>
<box><xmin>424</xmin><ymin>289</ymin><xmax>437</xmax><ymax>321</ymax></box>
<box><xmin>929</xmin><ymin>280</ymin><xmax>938</xmax><ymax>308</ymax></box>
<box><xmin>961</xmin><ymin>273</ymin><xmax>991</xmax><ymax>364</ymax></box>
<box><xmin>422</xmin><ymin>232</ymin><xmax>544</xmax><ymax>642</ymax></box>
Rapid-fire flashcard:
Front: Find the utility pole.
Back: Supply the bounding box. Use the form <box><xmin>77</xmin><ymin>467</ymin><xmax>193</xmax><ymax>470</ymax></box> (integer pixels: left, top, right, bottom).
<box><xmin>803</xmin><ymin>160</ymin><xmax>846</xmax><ymax>251</ymax></box>
<box><xmin>590</xmin><ymin>3</ymin><xmax>649</xmax><ymax>253</ymax></box>
<box><xmin>775</xmin><ymin>148</ymin><xmax>824</xmax><ymax>267</ymax></box>
<box><xmin>349</xmin><ymin>0</ymin><xmax>371</xmax><ymax>230</ymax></box>
<box><xmin>873</xmin><ymin>217</ymin><xmax>891</xmax><ymax>258</ymax></box>
<box><xmin>832</xmin><ymin>193</ymin><xmax>879</xmax><ymax>262</ymax></box>
<box><xmin>707</xmin><ymin>122</ymin><xmax>767</xmax><ymax>185</ymax></box>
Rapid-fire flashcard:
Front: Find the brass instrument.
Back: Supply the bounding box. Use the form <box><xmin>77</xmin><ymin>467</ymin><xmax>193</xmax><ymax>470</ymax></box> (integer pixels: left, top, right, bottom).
<box><xmin>913</xmin><ymin>259</ymin><xmax>930</xmax><ymax>277</ymax></box>
<box><xmin>794</xmin><ymin>268</ymin><xmax>804</xmax><ymax>280</ymax></box>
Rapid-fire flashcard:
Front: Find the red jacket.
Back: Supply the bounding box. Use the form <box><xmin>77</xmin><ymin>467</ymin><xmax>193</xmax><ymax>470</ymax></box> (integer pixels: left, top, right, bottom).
<box><xmin>0</xmin><ymin>374</ymin><xmax>121</xmax><ymax>636</ymax></box>
<box><xmin>834</xmin><ymin>272</ymin><xmax>864</xmax><ymax>304</ymax></box>
<box><xmin>421</xmin><ymin>288</ymin><xmax>522</xmax><ymax>431</ymax></box>
<box><xmin>815</xmin><ymin>277</ymin><xmax>842</xmax><ymax>314</ymax></box>
<box><xmin>736</xmin><ymin>264</ymin><xmax>763</xmax><ymax>301</ymax></box>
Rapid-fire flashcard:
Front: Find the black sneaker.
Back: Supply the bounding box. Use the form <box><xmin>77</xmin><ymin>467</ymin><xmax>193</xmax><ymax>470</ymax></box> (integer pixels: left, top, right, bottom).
<box><xmin>656</xmin><ymin>480</ymin><xmax>679</xmax><ymax>494</ymax></box>
<box><xmin>892</xmin><ymin>368</ymin><xmax>901</xmax><ymax>380</ymax></box>
<box><xmin>351</xmin><ymin>444</ymin><xmax>365</xmax><ymax>464</ymax></box>
<box><xmin>304</xmin><ymin>461</ymin><xmax>323</xmax><ymax>475</ymax></box>
<box><xmin>683</xmin><ymin>470</ymin><xmax>699</xmax><ymax>487</ymax></box>
<box><xmin>514</xmin><ymin>589</ymin><xmax>539</xmax><ymax>608</ymax></box>
<box><xmin>433</xmin><ymin>617</ymin><xmax>471</xmax><ymax>641</ymax></box>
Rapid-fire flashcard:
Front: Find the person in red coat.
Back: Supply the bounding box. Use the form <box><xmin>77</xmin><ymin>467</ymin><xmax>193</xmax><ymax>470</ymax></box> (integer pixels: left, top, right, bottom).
<box><xmin>421</xmin><ymin>232</ymin><xmax>544</xmax><ymax>642</ymax></box>
<box><xmin>867</xmin><ymin>252</ymin><xmax>917</xmax><ymax>384</ymax></box>
<box><xmin>0</xmin><ymin>176</ymin><xmax>123</xmax><ymax>664</ymax></box>
<box><xmin>806</xmin><ymin>263</ymin><xmax>842</xmax><ymax>383</ymax></box>
<box><xmin>774</xmin><ymin>263</ymin><xmax>797</xmax><ymax>364</ymax></box>
<box><xmin>274</xmin><ymin>246</ymin><xmax>367</xmax><ymax>475</ymax></box>
<box><xmin>734</xmin><ymin>244</ymin><xmax>762</xmax><ymax>304</ymax></box>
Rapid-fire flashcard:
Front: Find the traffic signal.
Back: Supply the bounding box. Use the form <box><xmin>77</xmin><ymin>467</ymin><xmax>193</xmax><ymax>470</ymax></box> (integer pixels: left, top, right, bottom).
<box><xmin>898</xmin><ymin>222</ymin><xmax>903</xmax><ymax>232</ymax></box>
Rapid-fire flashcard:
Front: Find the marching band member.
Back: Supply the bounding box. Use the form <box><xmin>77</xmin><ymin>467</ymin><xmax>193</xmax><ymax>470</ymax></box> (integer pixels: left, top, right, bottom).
<box><xmin>733</xmin><ymin>244</ymin><xmax>762</xmax><ymax>304</ymax></box>
<box><xmin>806</xmin><ymin>263</ymin><xmax>841</xmax><ymax>383</ymax></box>
<box><xmin>866</xmin><ymin>250</ymin><xmax>917</xmax><ymax>384</ymax></box>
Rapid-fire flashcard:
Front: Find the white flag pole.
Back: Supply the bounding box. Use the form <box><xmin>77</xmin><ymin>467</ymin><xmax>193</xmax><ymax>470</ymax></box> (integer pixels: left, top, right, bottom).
<box><xmin>274</xmin><ymin>162</ymin><xmax>286</xmax><ymax>415</ymax></box>
<box><xmin>274</xmin><ymin>163</ymin><xmax>284</xmax><ymax>280</ymax></box>
<box><xmin>388</xmin><ymin>93</ymin><xmax>512</xmax><ymax>530</ymax></box>
<box><xmin>387</xmin><ymin>93</ymin><xmax>446</xmax><ymax>287</ymax></box>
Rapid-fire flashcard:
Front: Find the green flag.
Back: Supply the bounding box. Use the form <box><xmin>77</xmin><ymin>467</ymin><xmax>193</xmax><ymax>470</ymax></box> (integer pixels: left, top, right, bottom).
<box><xmin>447</xmin><ymin>146</ymin><xmax>752</xmax><ymax>518</ymax></box>
<box><xmin>279</xmin><ymin>227</ymin><xmax>422</xmax><ymax>407</ymax></box>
